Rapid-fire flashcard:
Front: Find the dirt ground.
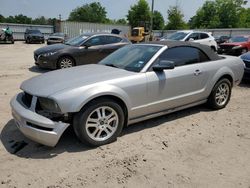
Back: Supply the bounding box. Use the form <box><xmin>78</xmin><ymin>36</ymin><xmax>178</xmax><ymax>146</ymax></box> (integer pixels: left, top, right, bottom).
<box><xmin>0</xmin><ymin>41</ymin><xmax>250</xmax><ymax>188</ymax></box>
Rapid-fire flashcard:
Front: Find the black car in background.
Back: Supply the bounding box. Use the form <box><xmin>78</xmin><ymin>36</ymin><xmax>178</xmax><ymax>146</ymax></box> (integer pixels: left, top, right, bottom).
<box><xmin>240</xmin><ymin>52</ymin><xmax>250</xmax><ymax>80</ymax></box>
<box><xmin>24</xmin><ymin>29</ymin><xmax>45</xmax><ymax>44</ymax></box>
<box><xmin>214</xmin><ymin>35</ymin><xmax>230</xmax><ymax>44</ymax></box>
<box><xmin>47</xmin><ymin>32</ymin><xmax>67</xmax><ymax>45</ymax></box>
<box><xmin>34</xmin><ymin>33</ymin><xmax>131</xmax><ymax>69</ymax></box>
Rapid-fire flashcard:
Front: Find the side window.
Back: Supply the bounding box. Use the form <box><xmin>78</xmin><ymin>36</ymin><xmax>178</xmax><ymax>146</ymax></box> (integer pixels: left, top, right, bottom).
<box><xmin>85</xmin><ymin>36</ymin><xmax>105</xmax><ymax>46</ymax></box>
<box><xmin>186</xmin><ymin>33</ymin><xmax>200</xmax><ymax>41</ymax></box>
<box><xmin>200</xmin><ymin>33</ymin><xmax>209</xmax><ymax>39</ymax></box>
<box><xmin>105</xmin><ymin>36</ymin><xmax>122</xmax><ymax>44</ymax></box>
<box><xmin>155</xmin><ymin>47</ymin><xmax>210</xmax><ymax>67</ymax></box>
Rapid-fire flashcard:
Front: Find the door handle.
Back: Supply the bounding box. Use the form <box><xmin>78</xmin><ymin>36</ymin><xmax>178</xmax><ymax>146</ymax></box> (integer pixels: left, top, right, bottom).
<box><xmin>194</xmin><ymin>69</ymin><xmax>202</xmax><ymax>76</ymax></box>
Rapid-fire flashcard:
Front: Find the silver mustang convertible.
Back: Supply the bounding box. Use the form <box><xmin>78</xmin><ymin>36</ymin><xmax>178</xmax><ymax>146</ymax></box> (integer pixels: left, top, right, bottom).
<box><xmin>10</xmin><ymin>41</ymin><xmax>244</xmax><ymax>147</ymax></box>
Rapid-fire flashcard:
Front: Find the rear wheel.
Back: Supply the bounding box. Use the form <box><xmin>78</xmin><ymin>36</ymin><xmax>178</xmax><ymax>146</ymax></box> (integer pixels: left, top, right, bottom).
<box><xmin>73</xmin><ymin>98</ymin><xmax>125</xmax><ymax>146</ymax></box>
<box><xmin>57</xmin><ymin>56</ymin><xmax>75</xmax><ymax>69</ymax></box>
<box><xmin>207</xmin><ymin>78</ymin><xmax>231</xmax><ymax>109</ymax></box>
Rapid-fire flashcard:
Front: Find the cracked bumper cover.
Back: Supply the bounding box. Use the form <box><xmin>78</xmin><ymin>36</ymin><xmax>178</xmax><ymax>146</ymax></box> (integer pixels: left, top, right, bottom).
<box><xmin>10</xmin><ymin>93</ymin><xmax>70</xmax><ymax>147</ymax></box>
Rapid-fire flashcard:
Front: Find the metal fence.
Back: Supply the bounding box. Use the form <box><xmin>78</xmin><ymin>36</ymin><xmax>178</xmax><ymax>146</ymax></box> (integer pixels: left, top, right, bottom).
<box><xmin>153</xmin><ymin>28</ymin><xmax>250</xmax><ymax>38</ymax></box>
<box><xmin>60</xmin><ymin>21</ymin><xmax>131</xmax><ymax>38</ymax></box>
<box><xmin>0</xmin><ymin>23</ymin><xmax>54</xmax><ymax>40</ymax></box>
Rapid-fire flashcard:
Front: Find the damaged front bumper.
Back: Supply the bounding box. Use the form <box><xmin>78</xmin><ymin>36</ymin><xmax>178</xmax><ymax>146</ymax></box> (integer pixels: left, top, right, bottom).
<box><xmin>10</xmin><ymin>93</ymin><xmax>70</xmax><ymax>147</ymax></box>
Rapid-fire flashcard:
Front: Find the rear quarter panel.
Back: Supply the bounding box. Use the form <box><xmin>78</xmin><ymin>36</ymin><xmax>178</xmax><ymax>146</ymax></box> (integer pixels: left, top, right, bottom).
<box><xmin>201</xmin><ymin>55</ymin><xmax>244</xmax><ymax>98</ymax></box>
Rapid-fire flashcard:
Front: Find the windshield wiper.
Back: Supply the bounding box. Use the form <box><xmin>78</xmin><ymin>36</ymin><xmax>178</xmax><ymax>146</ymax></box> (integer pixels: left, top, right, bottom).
<box><xmin>104</xmin><ymin>63</ymin><xmax>119</xmax><ymax>68</ymax></box>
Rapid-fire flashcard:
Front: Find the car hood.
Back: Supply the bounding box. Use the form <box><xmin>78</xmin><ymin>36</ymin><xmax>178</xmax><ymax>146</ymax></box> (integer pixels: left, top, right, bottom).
<box><xmin>21</xmin><ymin>64</ymin><xmax>136</xmax><ymax>97</ymax></box>
<box><xmin>34</xmin><ymin>44</ymin><xmax>70</xmax><ymax>54</ymax></box>
<box><xmin>220</xmin><ymin>42</ymin><xmax>245</xmax><ymax>46</ymax></box>
<box><xmin>240</xmin><ymin>52</ymin><xmax>250</xmax><ymax>60</ymax></box>
<box><xmin>48</xmin><ymin>36</ymin><xmax>64</xmax><ymax>40</ymax></box>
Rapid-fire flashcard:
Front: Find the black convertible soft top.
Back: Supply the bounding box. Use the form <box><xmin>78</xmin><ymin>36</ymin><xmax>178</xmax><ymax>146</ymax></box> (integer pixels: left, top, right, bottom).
<box><xmin>144</xmin><ymin>41</ymin><xmax>221</xmax><ymax>61</ymax></box>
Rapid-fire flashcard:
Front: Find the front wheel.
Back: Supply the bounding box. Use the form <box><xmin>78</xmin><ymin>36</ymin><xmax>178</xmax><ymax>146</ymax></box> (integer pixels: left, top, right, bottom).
<box><xmin>73</xmin><ymin>98</ymin><xmax>125</xmax><ymax>146</ymax></box>
<box><xmin>57</xmin><ymin>56</ymin><xmax>75</xmax><ymax>69</ymax></box>
<box><xmin>207</xmin><ymin>78</ymin><xmax>232</xmax><ymax>109</ymax></box>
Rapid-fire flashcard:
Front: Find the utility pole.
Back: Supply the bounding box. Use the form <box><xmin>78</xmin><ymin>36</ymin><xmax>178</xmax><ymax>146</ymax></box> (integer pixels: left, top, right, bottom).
<box><xmin>150</xmin><ymin>0</ymin><xmax>154</xmax><ymax>34</ymax></box>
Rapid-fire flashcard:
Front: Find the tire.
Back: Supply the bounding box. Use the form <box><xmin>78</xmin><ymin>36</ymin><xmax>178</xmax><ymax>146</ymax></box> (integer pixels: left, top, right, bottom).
<box><xmin>73</xmin><ymin>98</ymin><xmax>125</xmax><ymax>146</ymax></box>
<box><xmin>207</xmin><ymin>78</ymin><xmax>232</xmax><ymax>109</ymax></box>
<box><xmin>57</xmin><ymin>56</ymin><xmax>75</xmax><ymax>69</ymax></box>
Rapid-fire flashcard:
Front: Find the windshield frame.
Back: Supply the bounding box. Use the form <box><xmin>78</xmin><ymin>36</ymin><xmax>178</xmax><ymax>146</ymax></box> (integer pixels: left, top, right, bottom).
<box><xmin>98</xmin><ymin>44</ymin><xmax>164</xmax><ymax>73</ymax></box>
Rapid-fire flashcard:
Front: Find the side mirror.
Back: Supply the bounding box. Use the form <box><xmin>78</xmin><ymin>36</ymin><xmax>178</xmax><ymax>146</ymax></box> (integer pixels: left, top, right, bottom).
<box><xmin>152</xmin><ymin>60</ymin><xmax>175</xmax><ymax>71</ymax></box>
<box><xmin>83</xmin><ymin>42</ymin><xmax>91</xmax><ymax>49</ymax></box>
<box><xmin>188</xmin><ymin>38</ymin><xmax>194</xmax><ymax>42</ymax></box>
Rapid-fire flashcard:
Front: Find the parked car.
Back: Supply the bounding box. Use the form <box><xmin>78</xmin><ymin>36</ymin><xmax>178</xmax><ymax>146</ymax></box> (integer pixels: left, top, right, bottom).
<box><xmin>24</xmin><ymin>29</ymin><xmax>45</xmax><ymax>44</ymax></box>
<box><xmin>160</xmin><ymin>30</ymin><xmax>218</xmax><ymax>51</ymax></box>
<box><xmin>218</xmin><ymin>35</ymin><xmax>250</xmax><ymax>56</ymax></box>
<box><xmin>240</xmin><ymin>52</ymin><xmax>250</xmax><ymax>79</ymax></box>
<box><xmin>34</xmin><ymin>33</ymin><xmax>131</xmax><ymax>69</ymax></box>
<box><xmin>214</xmin><ymin>35</ymin><xmax>230</xmax><ymax>44</ymax></box>
<box><xmin>47</xmin><ymin>32</ymin><xmax>67</xmax><ymax>45</ymax></box>
<box><xmin>10</xmin><ymin>41</ymin><xmax>244</xmax><ymax>147</ymax></box>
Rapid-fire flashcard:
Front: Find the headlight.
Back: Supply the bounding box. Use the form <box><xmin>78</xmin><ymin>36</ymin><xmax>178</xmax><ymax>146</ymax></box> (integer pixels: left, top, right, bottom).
<box><xmin>232</xmin><ymin>45</ymin><xmax>242</xmax><ymax>50</ymax></box>
<box><xmin>42</xmin><ymin>51</ymin><xmax>57</xmax><ymax>57</ymax></box>
<box><xmin>38</xmin><ymin>97</ymin><xmax>61</xmax><ymax>113</ymax></box>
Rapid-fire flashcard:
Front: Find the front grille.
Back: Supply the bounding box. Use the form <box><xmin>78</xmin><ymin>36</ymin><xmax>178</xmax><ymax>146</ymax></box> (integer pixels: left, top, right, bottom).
<box><xmin>244</xmin><ymin>60</ymin><xmax>250</xmax><ymax>68</ymax></box>
<box><xmin>219</xmin><ymin>45</ymin><xmax>234</xmax><ymax>51</ymax></box>
<box><xmin>22</xmin><ymin>92</ymin><xmax>33</xmax><ymax>108</ymax></box>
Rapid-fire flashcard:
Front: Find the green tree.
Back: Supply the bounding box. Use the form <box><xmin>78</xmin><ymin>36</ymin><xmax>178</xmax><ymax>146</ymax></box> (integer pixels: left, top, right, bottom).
<box><xmin>127</xmin><ymin>0</ymin><xmax>151</xmax><ymax>28</ymax></box>
<box><xmin>68</xmin><ymin>2</ymin><xmax>107</xmax><ymax>23</ymax></box>
<box><xmin>32</xmin><ymin>16</ymin><xmax>47</xmax><ymax>25</ymax></box>
<box><xmin>116</xmin><ymin>18</ymin><xmax>127</xmax><ymax>25</ymax></box>
<box><xmin>165</xmin><ymin>6</ymin><xmax>187</xmax><ymax>30</ymax></box>
<box><xmin>13</xmin><ymin>14</ymin><xmax>32</xmax><ymax>24</ymax></box>
<box><xmin>0</xmin><ymin>14</ymin><xmax>5</xmax><ymax>23</ymax></box>
<box><xmin>189</xmin><ymin>0</ymin><xmax>248</xmax><ymax>28</ymax></box>
<box><xmin>189</xmin><ymin>1</ymin><xmax>219</xmax><ymax>29</ymax></box>
<box><xmin>153</xmin><ymin>10</ymin><xmax>165</xmax><ymax>30</ymax></box>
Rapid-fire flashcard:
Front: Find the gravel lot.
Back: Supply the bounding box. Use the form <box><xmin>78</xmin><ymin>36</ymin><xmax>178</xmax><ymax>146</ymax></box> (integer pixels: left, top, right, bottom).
<box><xmin>0</xmin><ymin>41</ymin><xmax>250</xmax><ymax>188</ymax></box>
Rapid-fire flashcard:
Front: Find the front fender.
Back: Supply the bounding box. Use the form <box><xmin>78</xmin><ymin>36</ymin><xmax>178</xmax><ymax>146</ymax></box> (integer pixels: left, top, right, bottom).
<box><xmin>51</xmin><ymin>84</ymin><xmax>132</xmax><ymax>114</ymax></box>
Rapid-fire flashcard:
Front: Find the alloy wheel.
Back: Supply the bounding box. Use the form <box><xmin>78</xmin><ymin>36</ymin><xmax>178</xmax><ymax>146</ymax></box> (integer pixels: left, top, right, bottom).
<box><xmin>85</xmin><ymin>106</ymin><xmax>119</xmax><ymax>142</ymax></box>
<box><xmin>59</xmin><ymin>57</ymin><xmax>73</xmax><ymax>69</ymax></box>
<box><xmin>215</xmin><ymin>83</ymin><xmax>230</xmax><ymax>106</ymax></box>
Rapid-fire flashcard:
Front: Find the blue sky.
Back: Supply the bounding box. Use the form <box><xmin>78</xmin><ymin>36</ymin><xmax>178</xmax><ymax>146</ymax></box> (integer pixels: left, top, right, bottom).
<box><xmin>1</xmin><ymin>0</ymin><xmax>250</xmax><ymax>22</ymax></box>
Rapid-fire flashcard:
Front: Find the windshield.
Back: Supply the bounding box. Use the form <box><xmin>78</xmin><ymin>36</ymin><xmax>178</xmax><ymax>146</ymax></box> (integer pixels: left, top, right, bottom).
<box><xmin>28</xmin><ymin>30</ymin><xmax>41</xmax><ymax>34</ymax></box>
<box><xmin>167</xmin><ymin>32</ymin><xmax>189</xmax><ymax>41</ymax></box>
<box><xmin>51</xmin><ymin>32</ymin><xmax>64</xmax><ymax>37</ymax></box>
<box><xmin>132</xmin><ymin>29</ymin><xmax>139</xmax><ymax>36</ymax></box>
<box><xmin>65</xmin><ymin>35</ymin><xmax>89</xmax><ymax>46</ymax></box>
<box><xmin>99</xmin><ymin>45</ymin><xmax>161</xmax><ymax>72</ymax></box>
<box><xmin>229</xmin><ymin>36</ymin><xmax>248</xmax><ymax>43</ymax></box>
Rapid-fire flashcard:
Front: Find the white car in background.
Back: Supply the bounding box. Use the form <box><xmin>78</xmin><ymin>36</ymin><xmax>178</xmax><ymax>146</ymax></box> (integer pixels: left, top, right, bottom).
<box><xmin>160</xmin><ymin>30</ymin><xmax>218</xmax><ymax>51</ymax></box>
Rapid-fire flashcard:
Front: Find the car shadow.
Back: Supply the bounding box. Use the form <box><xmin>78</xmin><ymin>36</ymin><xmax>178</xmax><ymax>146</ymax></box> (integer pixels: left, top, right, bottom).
<box><xmin>29</xmin><ymin>66</ymin><xmax>50</xmax><ymax>73</ymax></box>
<box><xmin>0</xmin><ymin>105</ymin><xmax>209</xmax><ymax>159</ymax></box>
<box><xmin>239</xmin><ymin>79</ymin><xmax>250</xmax><ymax>88</ymax></box>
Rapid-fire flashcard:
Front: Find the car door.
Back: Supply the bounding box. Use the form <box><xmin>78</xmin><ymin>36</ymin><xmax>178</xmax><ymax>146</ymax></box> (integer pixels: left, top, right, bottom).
<box><xmin>185</xmin><ymin>32</ymin><xmax>200</xmax><ymax>42</ymax></box>
<box><xmin>77</xmin><ymin>35</ymin><xmax>106</xmax><ymax>65</ymax></box>
<box><xmin>145</xmin><ymin>46</ymin><xmax>210</xmax><ymax>114</ymax></box>
<box><xmin>98</xmin><ymin>36</ymin><xmax>125</xmax><ymax>55</ymax></box>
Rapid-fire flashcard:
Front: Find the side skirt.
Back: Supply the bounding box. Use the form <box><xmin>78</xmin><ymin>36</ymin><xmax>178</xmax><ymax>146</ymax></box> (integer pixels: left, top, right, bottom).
<box><xmin>127</xmin><ymin>99</ymin><xmax>207</xmax><ymax>125</ymax></box>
